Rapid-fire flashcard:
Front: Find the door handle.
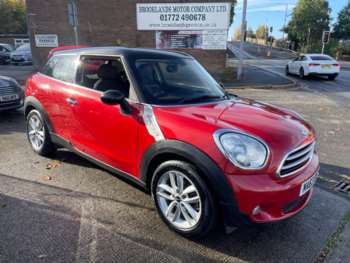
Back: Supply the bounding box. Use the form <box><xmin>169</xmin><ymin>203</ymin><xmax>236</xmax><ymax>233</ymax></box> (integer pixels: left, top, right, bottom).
<box><xmin>66</xmin><ymin>98</ymin><xmax>78</xmax><ymax>106</ymax></box>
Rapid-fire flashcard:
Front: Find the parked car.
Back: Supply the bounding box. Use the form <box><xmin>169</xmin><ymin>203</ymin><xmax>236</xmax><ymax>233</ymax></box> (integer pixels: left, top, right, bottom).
<box><xmin>0</xmin><ymin>43</ymin><xmax>14</xmax><ymax>64</ymax></box>
<box><xmin>48</xmin><ymin>45</ymin><xmax>89</xmax><ymax>59</ymax></box>
<box><xmin>25</xmin><ymin>47</ymin><xmax>319</xmax><ymax>237</ymax></box>
<box><xmin>0</xmin><ymin>76</ymin><xmax>24</xmax><ymax>111</ymax></box>
<box><xmin>11</xmin><ymin>43</ymin><xmax>32</xmax><ymax>65</ymax></box>
<box><xmin>286</xmin><ymin>54</ymin><xmax>340</xmax><ymax>80</ymax></box>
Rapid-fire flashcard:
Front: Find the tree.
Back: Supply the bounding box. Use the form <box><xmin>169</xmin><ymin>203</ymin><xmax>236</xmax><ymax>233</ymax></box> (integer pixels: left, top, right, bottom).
<box><xmin>233</xmin><ymin>28</ymin><xmax>241</xmax><ymax>41</ymax></box>
<box><xmin>246</xmin><ymin>27</ymin><xmax>255</xmax><ymax>39</ymax></box>
<box><xmin>0</xmin><ymin>0</ymin><xmax>27</xmax><ymax>34</ymax></box>
<box><xmin>256</xmin><ymin>25</ymin><xmax>267</xmax><ymax>40</ymax></box>
<box><xmin>333</xmin><ymin>1</ymin><xmax>350</xmax><ymax>40</ymax></box>
<box><xmin>283</xmin><ymin>0</ymin><xmax>330</xmax><ymax>52</ymax></box>
<box><xmin>229</xmin><ymin>0</ymin><xmax>237</xmax><ymax>25</ymax></box>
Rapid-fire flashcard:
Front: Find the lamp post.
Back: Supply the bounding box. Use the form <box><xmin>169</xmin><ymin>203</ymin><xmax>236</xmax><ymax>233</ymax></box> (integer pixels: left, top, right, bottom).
<box><xmin>237</xmin><ymin>0</ymin><xmax>248</xmax><ymax>80</ymax></box>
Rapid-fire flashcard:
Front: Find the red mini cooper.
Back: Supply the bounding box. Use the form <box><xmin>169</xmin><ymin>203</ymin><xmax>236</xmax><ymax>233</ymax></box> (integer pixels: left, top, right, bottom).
<box><xmin>25</xmin><ymin>47</ymin><xmax>319</xmax><ymax>237</ymax></box>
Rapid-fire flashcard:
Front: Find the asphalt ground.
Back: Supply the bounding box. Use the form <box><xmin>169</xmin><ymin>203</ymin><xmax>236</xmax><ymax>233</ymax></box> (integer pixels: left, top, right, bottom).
<box><xmin>1</xmin><ymin>66</ymin><xmax>350</xmax><ymax>263</ymax></box>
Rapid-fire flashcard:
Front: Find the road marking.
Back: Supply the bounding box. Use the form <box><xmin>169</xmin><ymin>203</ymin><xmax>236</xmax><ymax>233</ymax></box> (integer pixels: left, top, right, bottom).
<box><xmin>76</xmin><ymin>199</ymin><xmax>98</xmax><ymax>263</ymax></box>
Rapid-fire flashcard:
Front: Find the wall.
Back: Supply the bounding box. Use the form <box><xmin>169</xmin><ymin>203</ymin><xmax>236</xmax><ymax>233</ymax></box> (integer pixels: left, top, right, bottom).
<box><xmin>26</xmin><ymin>0</ymin><xmax>228</xmax><ymax>73</ymax></box>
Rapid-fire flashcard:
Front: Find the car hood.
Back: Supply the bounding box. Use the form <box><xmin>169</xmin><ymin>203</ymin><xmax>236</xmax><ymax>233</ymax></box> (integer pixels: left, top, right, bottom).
<box><xmin>11</xmin><ymin>50</ymin><xmax>31</xmax><ymax>56</ymax></box>
<box><xmin>155</xmin><ymin>97</ymin><xmax>315</xmax><ymax>153</ymax></box>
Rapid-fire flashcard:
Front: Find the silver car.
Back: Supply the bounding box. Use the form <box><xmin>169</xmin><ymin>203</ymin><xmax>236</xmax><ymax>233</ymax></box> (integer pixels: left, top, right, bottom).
<box><xmin>11</xmin><ymin>44</ymin><xmax>32</xmax><ymax>65</ymax></box>
<box><xmin>0</xmin><ymin>76</ymin><xmax>24</xmax><ymax>111</ymax></box>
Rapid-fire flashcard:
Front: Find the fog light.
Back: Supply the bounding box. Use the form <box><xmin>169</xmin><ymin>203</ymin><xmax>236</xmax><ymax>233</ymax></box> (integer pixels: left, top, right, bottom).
<box><xmin>252</xmin><ymin>206</ymin><xmax>262</xmax><ymax>216</ymax></box>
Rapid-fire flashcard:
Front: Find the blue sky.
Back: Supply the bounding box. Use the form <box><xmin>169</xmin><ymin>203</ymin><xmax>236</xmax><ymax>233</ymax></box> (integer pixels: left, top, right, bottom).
<box><xmin>229</xmin><ymin>0</ymin><xmax>349</xmax><ymax>39</ymax></box>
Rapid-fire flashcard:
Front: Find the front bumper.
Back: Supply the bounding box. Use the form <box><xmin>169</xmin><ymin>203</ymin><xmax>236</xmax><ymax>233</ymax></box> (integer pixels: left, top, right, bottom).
<box><xmin>226</xmin><ymin>153</ymin><xmax>319</xmax><ymax>224</ymax></box>
<box><xmin>0</xmin><ymin>98</ymin><xmax>24</xmax><ymax>111</ymax></box>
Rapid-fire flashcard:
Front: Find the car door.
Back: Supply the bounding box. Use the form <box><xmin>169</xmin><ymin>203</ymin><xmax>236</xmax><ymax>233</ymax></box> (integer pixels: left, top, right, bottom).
<box><xmin>68</xmin><ymin>55</ymin><xmax>140</xmax><ymax>176</ymax></box>
<box><xmin>290</xmin><ymin>57</ymin><xmax>300</xmax><ymax>73</ymax></box>
<box><xmin>40</xmin><ymin>54</ymin><xmax>79</xmax><ymax>140</ymax></box>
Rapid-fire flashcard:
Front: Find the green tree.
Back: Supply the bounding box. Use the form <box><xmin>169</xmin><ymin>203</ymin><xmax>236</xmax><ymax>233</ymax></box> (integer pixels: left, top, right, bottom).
<box><xmin>229</xmin><ymin>0</ymin><xmax>237</xmax><ymax>25</ymax></box>
<box><xmin>283</xmin><ymin>0</ymin><xmax>330</xmax><ymax>52</ymax></box>
<box><xmin>256</xmin><ymin>24</ymin><xmax>267</xmax><ymax>40</ymax></box>
<box><xmin>333</xmin><ymin>1</ymin><xmax>350</xmax><ymax>39</ymax></box>
<box><xmin>0</xmin><ymin>0</ymin><xmax>27</xmax><ymax>34</ymax></box>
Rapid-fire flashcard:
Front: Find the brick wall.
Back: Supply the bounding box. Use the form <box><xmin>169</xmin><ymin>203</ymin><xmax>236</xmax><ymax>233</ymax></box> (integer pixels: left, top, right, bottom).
<box><xmin>26</xmin><ymin>0</ymin><xmax>228</xmax><ymax>72</ymax></box>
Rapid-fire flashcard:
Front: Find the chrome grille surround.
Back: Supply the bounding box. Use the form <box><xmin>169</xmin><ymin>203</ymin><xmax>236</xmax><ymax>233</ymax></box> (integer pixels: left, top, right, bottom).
<box><xmin>277</xmin><ymin>141</ymin><xmax>315</xmax><ymax>178</ymax></box>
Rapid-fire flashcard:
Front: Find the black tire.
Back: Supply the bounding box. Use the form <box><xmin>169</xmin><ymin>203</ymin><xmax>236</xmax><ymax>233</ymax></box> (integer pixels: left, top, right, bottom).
<box><xmin>328</xmin><ymin>74</ymin><xmax>337</xmax><ymax>81</ymax></box>
<box><xmin>299</xmin><ymin>67</ymin><xmax>305</xmax><ymax>79</ymax></box>
<box><xmin>26</xmin><ymin>109</ymin><xmax>56</xmax><ymax>156</ymax></box>
<box><xmin>285</xmin><ymin>65</ymin><xmax>290</xmax><ymax>75</ymax></box>
<box><xmin>151</xmin><ymin>160</ymin><xmax>216</xmax><ymax>238</ymax></box>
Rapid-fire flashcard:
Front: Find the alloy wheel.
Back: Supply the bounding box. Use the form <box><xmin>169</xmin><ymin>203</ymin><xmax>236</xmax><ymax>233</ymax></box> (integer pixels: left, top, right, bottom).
<box><xmin>156</xmin><ymin>170</ymin><xmax>202</xmax><ymax>231</ymax></box>
<box><xmin>28</xmin><ymin>113</ymin><xmax>45</xmax><ymax>151</ymax></box>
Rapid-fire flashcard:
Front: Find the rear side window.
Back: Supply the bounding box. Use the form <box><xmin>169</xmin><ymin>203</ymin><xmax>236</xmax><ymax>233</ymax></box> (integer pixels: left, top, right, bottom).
<box><xmin>41</xmin><ymin>55</ymin><xmax>77</xmax><ymax>83</ymax></box>
<box><xmin>310</xmin><ymin>56</ymin><xmax>332</xmax><ymax>61</ymax></box>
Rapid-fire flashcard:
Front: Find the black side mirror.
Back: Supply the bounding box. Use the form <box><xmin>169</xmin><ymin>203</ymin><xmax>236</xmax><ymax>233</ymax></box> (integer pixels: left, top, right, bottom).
<box><xmin>101</xmin><ymin>90</ymin><xmax>132</xmax><ymax>115</ymax></box>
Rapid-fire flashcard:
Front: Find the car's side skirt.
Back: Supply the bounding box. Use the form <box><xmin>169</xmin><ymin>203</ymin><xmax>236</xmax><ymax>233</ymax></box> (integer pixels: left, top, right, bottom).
<box><xmin>50</xmin><ymin>133</ymin><xmax>147</xmax><ymax>190</ymax></box>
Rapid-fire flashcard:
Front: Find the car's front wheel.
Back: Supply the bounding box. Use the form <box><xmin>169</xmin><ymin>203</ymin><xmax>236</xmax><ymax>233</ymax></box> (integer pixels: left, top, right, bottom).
<box><xmin>285</xmin><ymin>65</ymin><xmax>290</xmax><ymax>75</ymax></box>
<box><xmin>151</xmin><ymin>160</ymin><xmax>216</xmax><ymax>238</ymax></box>
<box><xmin>299</xmin><ymin>67</ymin><xmax>305</xmax><ymax>79</ymax></box>
<box><xmin>26</xmin><ymin>109</ymin><xmax>56</xmax><ymax>156</ymax></box>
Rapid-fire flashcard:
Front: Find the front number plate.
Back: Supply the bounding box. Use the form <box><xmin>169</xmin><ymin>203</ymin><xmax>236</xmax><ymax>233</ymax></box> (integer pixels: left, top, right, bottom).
<box><xmin>300</xmin><ymin>173</ymin><xmax>318</xmax><ymax>196</ymax></box>
<box><xmin>0</xmin><ymin>94</ymin><xmax>19</xmax><ymax>102</ymax></box>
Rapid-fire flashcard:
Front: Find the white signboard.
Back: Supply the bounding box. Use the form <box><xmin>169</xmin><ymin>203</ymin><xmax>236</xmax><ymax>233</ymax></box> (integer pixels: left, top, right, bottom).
<box><xmin>202</xmin><ymin>30</ymin><xmax>227</xmax><ymax>50</ymax></box>
<box><xmin>155</xmin><ymin>30</ymin><xmax>227</xmax><ymax>50</ymax></box>
<box><xmin>35</xmin><ymin>34</ymin><xmax>58</xmax><ymax>48</ymax></box>
<box><xmin>137</xmin><ymin>2</ymin><xmax>231</xmax><ymax>31</ymax></box>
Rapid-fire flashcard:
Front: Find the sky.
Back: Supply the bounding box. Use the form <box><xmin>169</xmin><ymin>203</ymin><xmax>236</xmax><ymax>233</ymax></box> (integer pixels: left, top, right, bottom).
<box><xmin>229</xmin><ymin>0</ymin><xmax>349</xmax><ymax>39</ymax></box>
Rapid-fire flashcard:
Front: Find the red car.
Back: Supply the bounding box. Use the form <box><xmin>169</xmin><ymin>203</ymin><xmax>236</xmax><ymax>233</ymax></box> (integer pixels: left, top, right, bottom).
<box><xmin>24</xmin><ymin>47</ymin><xmax>319</xmax><ymax>237</ymax></box>
<box><xmin>47</xmin><ymin>45</ymin><xmax>89</xmax><ymax>59</ymax></box>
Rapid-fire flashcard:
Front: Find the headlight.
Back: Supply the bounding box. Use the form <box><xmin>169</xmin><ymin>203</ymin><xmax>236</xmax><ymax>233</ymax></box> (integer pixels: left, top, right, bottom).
<box><xmin>214</xmin><ymin>130</ymin><xmax>269</xmax><ymax>169</ymax></box>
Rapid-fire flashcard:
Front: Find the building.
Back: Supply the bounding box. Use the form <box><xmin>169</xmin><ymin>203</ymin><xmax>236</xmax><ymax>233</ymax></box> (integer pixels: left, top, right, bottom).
<box><xmin>0</xmin><ymin>34</ymin><xmax>29</xmax><ymax>48</ymax></box>
<box><xmin>26</xmin><ymin>0</ymin><xmax>231</xmax><ymax>73</ymax></box>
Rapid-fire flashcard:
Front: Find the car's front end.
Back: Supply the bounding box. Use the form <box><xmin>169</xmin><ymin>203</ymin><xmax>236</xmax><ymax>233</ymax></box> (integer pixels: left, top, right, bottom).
<box><xmin>153</xmin><ymin>97</ymin><xmax>319</xmax><ymax>228</ymax></box>
<box><xmin>0</xmin><ymin>76</ymin><xmax>24</xmax><ymax>111</ymax></box>
<box><xmin>10</xmin><ymin>51</ymin><xmax>32</xmax><ymax>64</ymax></box>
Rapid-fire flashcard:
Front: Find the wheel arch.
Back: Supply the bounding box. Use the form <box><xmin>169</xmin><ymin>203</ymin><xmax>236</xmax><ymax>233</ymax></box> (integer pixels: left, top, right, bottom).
<box><xmin>140</xmin><ymin>140</ymin><xmax>247</xmax><ymax>231</ymax></box>
<box><xmin>24</xmin><ymin>96</ymin><xmax>54</xmax><ymax>133</ymax></box>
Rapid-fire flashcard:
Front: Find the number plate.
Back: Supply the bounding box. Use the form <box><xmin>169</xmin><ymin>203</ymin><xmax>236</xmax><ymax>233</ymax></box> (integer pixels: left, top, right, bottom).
<box><xmin>300</xmin><ymin>173</ymin><xmax>318</xmax><ymax>196</ymax></box>
<box><xmin>0</xmin><ymin>94</ymin><xmax>19</xmax><ymax>102</ymax></box>
<box><xmin>321</xmin><ymin>65</ymin><xmax>331</xmax><ymax>68</ymax></box>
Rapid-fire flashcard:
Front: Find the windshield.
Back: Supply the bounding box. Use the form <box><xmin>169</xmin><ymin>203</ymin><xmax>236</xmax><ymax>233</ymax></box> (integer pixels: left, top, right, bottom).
<box><xmin>310</xmin><ymin>55</ymin><xmax>332</xmax><ymax>61</ymax></box>
<box><xmin>16</xmin><ymin>44</ymin><xmax>30</xmax><ymax>51</ymax></box>
<box><xmin>132</xmin><ymin>58</ymin><xmax>226</xmax><ymax>105</ymax></box>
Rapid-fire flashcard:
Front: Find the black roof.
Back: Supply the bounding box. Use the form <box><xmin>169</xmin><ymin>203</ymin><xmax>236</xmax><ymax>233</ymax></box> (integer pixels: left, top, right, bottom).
<box><xmin>56</xmin><ymin>46</ymin><xmax>192</xmax><ymax>60</ymax></box>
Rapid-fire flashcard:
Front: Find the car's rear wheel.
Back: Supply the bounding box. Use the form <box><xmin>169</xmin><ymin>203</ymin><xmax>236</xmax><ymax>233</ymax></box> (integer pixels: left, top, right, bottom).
<box><xmin>299</xmin><ymin>67</ymin><xmax>305</xmax><ymax>79</ymax></box>
<box><xmin>26</xmin><ymin>109</ymin><xmax>56</xmax><ymax>156</ymax></box>
<box><xmin>151</xmin><ymin>160</ymin><xmax>216</xmax><ymax>238</ymax></box>
<box><xmin>328</xmin><ymin>74</ymin><xmax>337</xmax><ymax>81</ymax></box>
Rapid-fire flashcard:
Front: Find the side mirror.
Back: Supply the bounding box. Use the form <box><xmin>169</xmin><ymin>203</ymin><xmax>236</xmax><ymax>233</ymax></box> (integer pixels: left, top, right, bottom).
<box><xmin>101</xmin><ymin>90</ymin><xmax>132</xmax><ymax>115</ymax></box>
<box><xmin>101</xmin><ymin>90</ymin><xmax>124</xmax><ymax>105</ymax></box>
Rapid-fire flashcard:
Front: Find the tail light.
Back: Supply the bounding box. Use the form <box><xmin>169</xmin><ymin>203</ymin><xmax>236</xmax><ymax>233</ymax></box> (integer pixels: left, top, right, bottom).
<box><xmin>309</xmin><ymin>63</ymin><xmax>320</xmax><ymax>67</ymax></box>
<box><xmin>333</xmin><ymin>64</ymin><xmax>340</xmax><ymax>67</ymax></box>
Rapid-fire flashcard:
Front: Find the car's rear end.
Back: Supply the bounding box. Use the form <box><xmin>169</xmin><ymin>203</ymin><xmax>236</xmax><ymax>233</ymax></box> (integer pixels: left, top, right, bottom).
<box><xmin>306</xmin><ymin>55</ymin><xmax>340</xmax><ymax>79</ymax></box>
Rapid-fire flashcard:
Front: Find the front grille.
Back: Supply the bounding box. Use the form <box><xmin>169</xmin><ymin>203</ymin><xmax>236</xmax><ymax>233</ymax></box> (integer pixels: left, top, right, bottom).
<box><xmin>0</xmin><ymin>86</ymin><xmax>17</xmax><ymax>96</ymax></box>
<box><xmin>278</xmin><ymin>141</ymin><xmax>315</xmax><ymax>177</ymax></box>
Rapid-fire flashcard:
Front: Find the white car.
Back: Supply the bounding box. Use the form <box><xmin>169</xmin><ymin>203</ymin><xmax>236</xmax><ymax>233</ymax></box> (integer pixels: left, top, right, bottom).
<box><xmin>286</xmin><ymin>54</ymin><xmax>340</xmax><ymax>80</ymax></box>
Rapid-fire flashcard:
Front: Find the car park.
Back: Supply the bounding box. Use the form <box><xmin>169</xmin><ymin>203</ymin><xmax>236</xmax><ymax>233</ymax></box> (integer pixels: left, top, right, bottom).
<box><xmin>24</xmin><ymin>47</ymin><xmax>319</xmax><ymax>237</ymax></box>
<box><xmin>0</xmin><ymin>75</ymin><xmax>24</xmax><ymax>111</ymax></box>
<box><xmin>10</xmin><ymin>43</ymin><xmax>32</xmax><ymax>65</ymax></box>
<box><xmin>286</xmin><ymin>54</ymin><xmax>340</xmax><ymax>80</ymax></box>
<box><xmin>0</xmin><ymin>43</ymin><xmax>14</xmax><ymax>65</ymax></box>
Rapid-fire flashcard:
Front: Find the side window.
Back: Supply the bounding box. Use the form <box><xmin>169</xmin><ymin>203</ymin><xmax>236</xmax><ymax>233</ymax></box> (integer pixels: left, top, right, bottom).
<box><xmin>76</xmin><ymin>56</ymin><xmax>130</xmax><ymax>98</ymax></box>
<box><xmin>41</xmin><ymin>57</ymin><xmax>58</xmax><ymax>77</ymax></box>
<box><xmin>52</xmin><ymin>55</ymin><xmax>77</xmax><ymax>83</ymax></box>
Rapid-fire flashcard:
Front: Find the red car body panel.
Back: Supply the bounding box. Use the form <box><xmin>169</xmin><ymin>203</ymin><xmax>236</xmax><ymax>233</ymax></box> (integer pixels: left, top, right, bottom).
<box><xmin>25</xmin><ymin>48</ymin><xmax>320</xmax><ymax>227</ymax></box>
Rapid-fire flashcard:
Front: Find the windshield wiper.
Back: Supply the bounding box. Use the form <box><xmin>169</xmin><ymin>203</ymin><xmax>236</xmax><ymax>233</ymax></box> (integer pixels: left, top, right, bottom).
<box><xmin>179</xmin><ymin>95</ymin><xmax>225</xmax><ymax>104</ymax></box>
